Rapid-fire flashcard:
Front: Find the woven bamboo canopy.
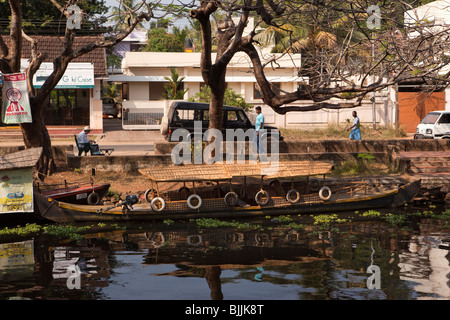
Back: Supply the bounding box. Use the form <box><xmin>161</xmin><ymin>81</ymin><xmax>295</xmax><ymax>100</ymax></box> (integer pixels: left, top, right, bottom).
<box><xmin>139</xmin><ymin>160</ymin><xmax>332</xmax><ymax>182</ymax></box>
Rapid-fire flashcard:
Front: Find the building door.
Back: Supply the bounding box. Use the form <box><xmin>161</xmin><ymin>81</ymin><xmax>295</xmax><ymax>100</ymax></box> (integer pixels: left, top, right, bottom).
<box><xmin>398</xmin><ymin>92</ymin><xmax>445</xmax><ymax>133</ymax></box>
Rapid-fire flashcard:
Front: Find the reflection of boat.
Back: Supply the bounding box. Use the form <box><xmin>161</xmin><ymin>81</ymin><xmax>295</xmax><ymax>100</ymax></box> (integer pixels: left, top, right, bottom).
<box><xmin>35</xmin><ymin>182</ymin><xmax>110</xmax><ymax>205</ymax></box>
<box><xmin>34</xmin><ymin>161</ymin><xmax>422</xmax><ymax>223</ymax></box>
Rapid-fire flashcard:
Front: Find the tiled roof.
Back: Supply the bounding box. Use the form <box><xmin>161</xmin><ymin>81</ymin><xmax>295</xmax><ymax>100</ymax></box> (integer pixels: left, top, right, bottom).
<box><xmin>3</xmin><ymin>36</ymin><xmax>107</xmax><ymax>78</ymax></box>
<box><xmin>0</xmin><ymin>147</ymin><xmax>42</xmax><ymax>170</ymax></box>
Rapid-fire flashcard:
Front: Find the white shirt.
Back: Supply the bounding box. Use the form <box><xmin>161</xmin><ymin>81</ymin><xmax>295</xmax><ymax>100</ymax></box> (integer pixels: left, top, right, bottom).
<box><xmin>78</xmin><ymin>130</ymin><xmax>89</xmax><ymax>144</ymax></box>
<box><xmin>353</xmin><ymin>117</ymin><xmax>360</xmax><ymax>128</ymax></box>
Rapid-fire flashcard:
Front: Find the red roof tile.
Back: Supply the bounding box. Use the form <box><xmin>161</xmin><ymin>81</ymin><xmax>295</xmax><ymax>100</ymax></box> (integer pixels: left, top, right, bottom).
<box><xmin>3</xmin><ymin>35</ymin><xmax>107</xmax><ymax>78</ymax></box>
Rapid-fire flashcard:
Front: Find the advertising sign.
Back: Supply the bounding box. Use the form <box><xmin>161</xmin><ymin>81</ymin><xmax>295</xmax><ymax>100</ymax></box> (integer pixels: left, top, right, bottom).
<box><xmin>1</xmin><ymin>73</ymin><xmax>32</xmax><ymax>124</ymax></box>
<box><xmin>33</xmin><ymin>62</ymin><xmax>94</xmax><ymax>89</ymax></box>
<box><xmin>0</xmin><ymin>168</ymin><xmax>34</xmax><ymax>213</ymax></box>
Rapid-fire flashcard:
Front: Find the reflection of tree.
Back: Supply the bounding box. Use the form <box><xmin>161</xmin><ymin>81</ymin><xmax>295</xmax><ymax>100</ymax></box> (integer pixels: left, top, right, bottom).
<box><xmin>205</xmin><ymin>266</ymin><xmax>223</xmax><ymax>300</ymax></box>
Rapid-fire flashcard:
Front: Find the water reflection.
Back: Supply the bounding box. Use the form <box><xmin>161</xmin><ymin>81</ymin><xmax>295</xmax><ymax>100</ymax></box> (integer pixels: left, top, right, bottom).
<box><xmin>0</xmin><ymin>216</ymin><xmax>450</xmax><ymax>300</ymax></box>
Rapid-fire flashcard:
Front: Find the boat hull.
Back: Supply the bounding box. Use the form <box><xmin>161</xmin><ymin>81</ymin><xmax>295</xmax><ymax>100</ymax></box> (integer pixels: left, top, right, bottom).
<box><xmin>37</xmin><ymin>184</ymin><xmax>110</xmax><ymax>205</ymax></box>
<box><xmin>34</xmin><ymin>180</ymin><xmax>422</xmax><ymax>223</ymax></box>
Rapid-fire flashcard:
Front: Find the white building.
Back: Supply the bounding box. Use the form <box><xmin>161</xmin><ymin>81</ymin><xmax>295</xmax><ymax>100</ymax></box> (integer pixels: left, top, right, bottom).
<box><xmin>109</xmin><ymin>50</ymin><xmax>394</xmax><ymax>130</ymax></box>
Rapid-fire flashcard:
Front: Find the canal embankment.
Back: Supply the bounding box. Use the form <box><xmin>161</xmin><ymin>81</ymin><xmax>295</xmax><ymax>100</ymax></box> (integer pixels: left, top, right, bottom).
<box><xmin>1</xmin><ymin>136</ymin><xmax>449</xmax><ymax>204</ymax></box>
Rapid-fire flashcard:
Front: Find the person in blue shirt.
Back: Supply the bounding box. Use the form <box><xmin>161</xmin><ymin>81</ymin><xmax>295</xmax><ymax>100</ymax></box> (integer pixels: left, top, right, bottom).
<box><xmin>348</xmin><ymin>111</ymin><xmax>361</xmax><ymax>140</ymax></box>
<box><xmin>77</xmin><ymin>126</ymin><xmax>95</xmax><ymax>156</ymax></box>
<box><xmin>254</xmin><ymin>106</ymin><xmax>265</xmax><ymax>156</ymax></box>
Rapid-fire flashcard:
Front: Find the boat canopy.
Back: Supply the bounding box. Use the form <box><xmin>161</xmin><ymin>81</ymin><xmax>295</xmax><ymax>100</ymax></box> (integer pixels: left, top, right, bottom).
<box><xmin>138</xmin><ymin>161</ymin><xmax>333</xmax><ymax>183</ymax></box>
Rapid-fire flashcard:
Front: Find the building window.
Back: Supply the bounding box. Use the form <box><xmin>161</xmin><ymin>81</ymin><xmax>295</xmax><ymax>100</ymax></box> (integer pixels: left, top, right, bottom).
<box><xmin>122</xmin><ymin>83</ymin><xmax>129</xmax><ymax>100</ymax></box>
<box><xmin>44</xmin><ymin>89</ymin><xmax>90</xmax><ymax>125</ymax></box>
<box><xmin>253</xmin><ymin>82</ymin><xmax>281</xmax><ymax>99</ymax></box>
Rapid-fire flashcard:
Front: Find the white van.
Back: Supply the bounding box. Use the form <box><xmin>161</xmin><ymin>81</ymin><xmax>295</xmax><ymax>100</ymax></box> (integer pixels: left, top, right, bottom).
<box><xmin>414</xmin><ymin>110</ymin><xmax>450</xmax><ymax>139</ymax></box>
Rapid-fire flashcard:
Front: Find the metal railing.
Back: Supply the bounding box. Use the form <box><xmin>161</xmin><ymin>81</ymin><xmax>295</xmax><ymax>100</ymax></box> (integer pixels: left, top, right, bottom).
<box><xmin>122</xmin><ymin>107</ymin><xmax>164</xmax><ymax>130</ymax></box>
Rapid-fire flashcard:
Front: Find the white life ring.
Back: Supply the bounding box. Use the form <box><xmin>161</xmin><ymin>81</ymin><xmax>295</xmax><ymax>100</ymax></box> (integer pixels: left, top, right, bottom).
<box><xmin>150</xmin><ymin>197</ymin><xmax>166</xmax><ymax>212</ymax></box>
<box><xmin>255</xmin><ymin>190</ymin><xmax>270</xmax><ymax>206</ymax></box>
<box><xmin>224</xmin><ymin>191</ymin><xmax>238</xmax><ymax>207</ymax></box>
<box><xmin>319</xmin><ymin>186</ymin><xmax>332</xmax><ymax>201</ymax></box>
<box><xmin>187</xmin><ymin>194</ymin><xmax>202</xmax><ymax>210</ymax></box>
<box><xmin>286</xmin><ymin>188</ymin><xmax>301</xmax><ymax>204</ymax></box>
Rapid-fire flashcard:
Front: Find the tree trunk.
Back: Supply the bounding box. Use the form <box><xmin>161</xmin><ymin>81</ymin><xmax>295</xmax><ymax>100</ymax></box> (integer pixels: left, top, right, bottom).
<box><xmin>209</xmin><ymin>85</ymin><xmax>225</xmax><ymax>131</ymax></box>
<box><xmin>20</xmin><ymin>99</ymin><xmax>55</xmax><ymax>180</ymax></box>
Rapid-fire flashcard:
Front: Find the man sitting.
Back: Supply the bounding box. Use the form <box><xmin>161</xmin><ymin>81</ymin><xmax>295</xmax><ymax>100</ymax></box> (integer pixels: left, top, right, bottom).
<box><xmin>77</xmin><ymin>126</ymin><xmax>96</xmax><ymax>156</ymax></box>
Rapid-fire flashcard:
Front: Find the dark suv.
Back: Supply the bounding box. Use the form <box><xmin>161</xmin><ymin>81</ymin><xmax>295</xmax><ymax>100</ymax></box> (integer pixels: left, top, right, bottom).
<box><xmin>160</xmin><ymin>101</ymin><xmax>283</xmax><ymax>141</ymax></box>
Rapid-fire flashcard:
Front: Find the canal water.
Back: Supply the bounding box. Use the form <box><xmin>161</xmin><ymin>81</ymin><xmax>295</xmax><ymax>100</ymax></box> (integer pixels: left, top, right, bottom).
<box><xmin>1</xmin><ymin>207</ymin><xmax>450</xmax><ymax>301</ymax></box>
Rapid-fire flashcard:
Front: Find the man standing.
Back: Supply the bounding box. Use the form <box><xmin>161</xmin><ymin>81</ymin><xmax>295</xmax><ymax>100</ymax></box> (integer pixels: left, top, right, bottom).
<box><xmin>77</xmin><ymin>126</ymin><xmax>94</xmax><ymax>156</ymax></box>
<box><xmin>254</xmin><ymin>106</ymin><xmax>265</xmax><ymax>156</ymax></box>
<box><xmin>348</xmin><ymin>111</ymin><xmax>362</xmax><ymax>140</ymax></box>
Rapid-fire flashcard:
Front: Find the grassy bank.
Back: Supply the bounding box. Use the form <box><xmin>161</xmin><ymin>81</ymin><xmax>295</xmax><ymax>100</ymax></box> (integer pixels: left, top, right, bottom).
<box><xmin>280</xmin><ymin>124</ymin><xmax>407</xmax><ymax>141</ymax></box>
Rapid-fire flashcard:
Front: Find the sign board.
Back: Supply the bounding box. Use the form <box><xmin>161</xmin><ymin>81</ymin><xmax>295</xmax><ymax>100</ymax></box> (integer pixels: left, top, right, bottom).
<box><xmin>1</xmin><ymin>73</ymin><xmax>32</xmax><ymax>124</ymax></box>
<box><xmin>33</xmin><ymin>62</ymin><xmax>94</xmax><ymax>89</ymax></box>
<box><xmin>0</xmin><ymin>168</ymin><xmax>34</xmax><ymax>213</ymax></box>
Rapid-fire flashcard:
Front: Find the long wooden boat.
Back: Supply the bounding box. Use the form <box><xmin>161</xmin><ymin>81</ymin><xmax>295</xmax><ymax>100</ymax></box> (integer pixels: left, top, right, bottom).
<box><xmin>34</xmin><ymin>161</ymin><xmax>422</xmax><ymax>223</ymax></box>
<box><xmin>35</xmin><ymin>182</ymin><xmax>111</xmax><ymax>205</ymax></box>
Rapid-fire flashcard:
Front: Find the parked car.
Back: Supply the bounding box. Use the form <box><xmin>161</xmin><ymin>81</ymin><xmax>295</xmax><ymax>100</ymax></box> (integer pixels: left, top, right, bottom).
<box><xmin>414</xmin><ymin>110</ymin><xmax>450</xmax><ymax>139</ymax></box>
<box><xmin>102</xmin><ymin>98</ymin><xmax>118</xmax><ymax>118</ymax></box>
<box><xmin>160</xmin><ymin>101</ymin><xmax>283</xmax><ymax>141</ymax></box>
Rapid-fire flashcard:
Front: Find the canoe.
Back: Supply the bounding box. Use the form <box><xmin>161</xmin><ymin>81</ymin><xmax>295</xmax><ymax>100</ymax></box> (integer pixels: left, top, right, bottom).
<box><xmin>34</xmin><ymin>179</ymin><xmax>421</xmax><ymax>223</ymax></box>
<box><xmin>36</xmin><ymin>183</ymin><xmax>110</xmax><ymax>205</ymax></box>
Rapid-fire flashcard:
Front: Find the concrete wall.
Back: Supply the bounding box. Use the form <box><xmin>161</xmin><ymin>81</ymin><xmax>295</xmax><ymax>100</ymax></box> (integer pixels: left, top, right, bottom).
<box><xmin>65</xmin><ymin>139</ymin><xmax>450</xmax><ymax>173</ymax></box>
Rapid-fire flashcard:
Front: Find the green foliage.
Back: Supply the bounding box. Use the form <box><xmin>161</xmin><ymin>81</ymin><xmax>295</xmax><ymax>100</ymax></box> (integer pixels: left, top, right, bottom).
<box><xmin>311</xmin><ymin>214</ymin><xmax>348</xmax><ymax>227</ymax></box>
<box><xmin>383</xmin><ymin>214</ymin><xmax>406</xmax><ymax>227</ymax></box>
<box><xmin>359</xmin><ymin>210</ymin><xmax>383</xmax><ymax>218</ymax></box>
<box><xmin>163</xmin><ymin>68</ymin><xmax>188</xmax><ymax>99</ymax></box>
<box><xmin>0</xmin><ymin>0</ymin><xmax>109</xmax><ymax>35</ymax></box>
<box><xmin>188</xmin><ymin>85</ymin><xmax>253</xmax><ymax>112</ymax></box>
<box><xmin>107</xmin><ymin>189</ymin><xmax>121</xmax><ymax>201</ymax></box>
<box><xmin>142</xmin><ymin>28</ymin><xmax>185</xmax><ymax>52</ymax></box>
<box><xmin>0</xmin><ymin>223</ymin><xmax>42</xmax><ymax>238</ymax></box>
<box><xmin>357</xmin><ymin>153</ymin><xmax>375</xmax><ymax>162</ymax></box>
<box><xmin>43</xmin><ymin>225</ymin><xmax>91</xmax><ymax>240</ymax></box>
<box><xmin>101</xmin><ymin>82</ymin><xmax>120</xmax><ymax>100</ymax></box>
<box><xmin>194</xmin><ymin>218</ymin><xmax>262</xmax><ymax>230</ymax></box>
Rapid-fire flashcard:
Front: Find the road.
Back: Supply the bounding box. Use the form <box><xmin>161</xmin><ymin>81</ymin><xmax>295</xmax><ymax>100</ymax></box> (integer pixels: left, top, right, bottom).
<box><xmin>103</xmin><ymin>117</ymin><xmax>123</xmax><ymax>132</ymax></box>
<box><xmin>100</xmin><ymin>118</ymin><xmax>158</xmax><ymax>154</ymax></box>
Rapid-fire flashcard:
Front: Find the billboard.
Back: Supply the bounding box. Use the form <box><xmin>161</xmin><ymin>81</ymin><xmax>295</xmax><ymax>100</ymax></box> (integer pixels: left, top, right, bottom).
<box><xmin>1</xmin><ymin>73</ymin><xmax>32</xmax><ymax>124</ymax></box>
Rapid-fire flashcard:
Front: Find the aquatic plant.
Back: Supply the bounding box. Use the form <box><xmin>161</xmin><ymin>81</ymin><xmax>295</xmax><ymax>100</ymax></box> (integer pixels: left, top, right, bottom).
<box><xmin>195</xmin><ymin>218</ymin><xmax>262</xmax><ymax>230</ymax></box>
<box><xmin>359</xmin><ymin>210</ymin><xmax>383</xmax><ymax>218</ymax></box>
<box><xmin>311</xmin><ymin>214</ymin><xmax>348</xmax><ymax>226</ymax></box>
<box><xmin>43</xmin><ymin>225</ymin><xmax>91</xmax><ymax>240</ymax></box>
<box><xmin>285</xmin><ymin>222</ymin><xmax>305</xmax><ymax>231</ymax></box>
<box><xmin>0</xmin><ymin>223</ymin><xmax>42</xmax><ymax>238</ymax></box>
<box><xmin>383</xmin><ymin>214</ymin><xmax>406</xmax><ymax>227</ymax></box>
<box><xmin>276</xmin><ymin>215</ymin><xmax>293</xmax><ymax>223</ymax></box>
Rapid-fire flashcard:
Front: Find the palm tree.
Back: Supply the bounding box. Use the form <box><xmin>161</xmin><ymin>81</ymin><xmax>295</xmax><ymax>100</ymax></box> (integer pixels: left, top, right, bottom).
<box><xmin>110</xmin><ymin>0</ymin><xmax>145</xmax><ymax>31</ymax></box>
<box><xmin>255</xmin><ymin>9</ymin><xmax>368</xmax><ymax>86</ymax></box>
<box><xmin>163</xmin><ymin>68</ymin><xmax>188</xmax><ymax>99</ymax></box>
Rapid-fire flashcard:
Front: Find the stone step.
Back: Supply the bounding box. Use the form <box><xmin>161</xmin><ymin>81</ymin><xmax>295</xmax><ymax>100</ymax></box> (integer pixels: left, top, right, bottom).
<box><xmin>410</xmin><ymin>160</ymin><xmax>450</xmax><ymax>167</ymax></box>
<box><xmin>406</xmin><ymin>156</ymin><xmax>450</xmax><ymax>162</ymax></box>
<box><xmin>410</xmin><ymin>166</ymin><xmax>450</xmax><ymax>173</ymax></box>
